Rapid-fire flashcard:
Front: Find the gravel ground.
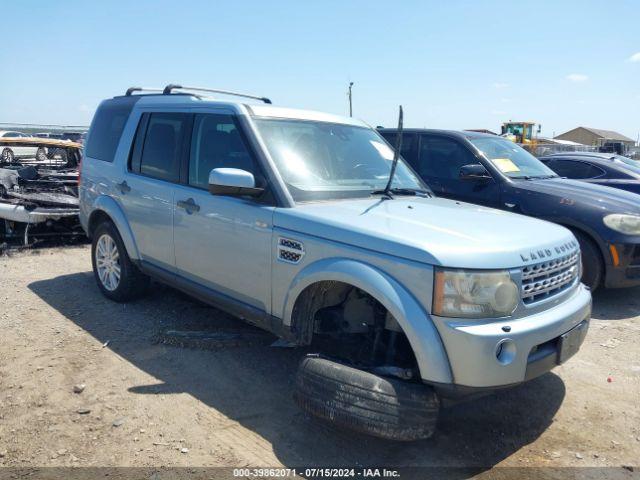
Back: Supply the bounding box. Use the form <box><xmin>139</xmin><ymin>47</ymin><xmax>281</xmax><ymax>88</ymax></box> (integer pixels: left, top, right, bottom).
<box><xmin>0</xmin><ymin>246</ymin><xmax>638</xmax><ymax>476</ymax></box>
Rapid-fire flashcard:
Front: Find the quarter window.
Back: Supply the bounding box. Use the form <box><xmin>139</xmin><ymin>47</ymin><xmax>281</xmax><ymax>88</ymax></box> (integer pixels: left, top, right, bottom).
<box><xmin>85</xmin><ymin>97</ymin><xmax>138</xmax><ymax>162</ymax></box>
<box><xmin>188</xmin><ymin>114</ymin><xmax>256</xmax><ymax>189</ymax></box>
<box><xmin>138</xmin><ymin>113</ymin><xmax>188</xmax><ymax>182</ymax></box>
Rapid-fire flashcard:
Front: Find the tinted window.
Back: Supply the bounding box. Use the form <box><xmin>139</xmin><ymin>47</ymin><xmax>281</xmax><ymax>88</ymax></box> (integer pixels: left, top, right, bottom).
<box><xmin>548</xmin><ymin>160</ymin><xmax>605</xmax><ymax>179</ymax></box>
<box><xmin>419</xmin><ymin>136</ymin><xmax>478</xmax><ymax>180</ymax></box>
<box><xmin>379</xmin><ymin>133</ymin><xmax>418</xmax><ymax>164</ymax></box>
<box><xmin>85</xmin><ymin>97</ymin><xmax>138</xmax><ymax>162</ymax></box>
<box><xmin>188</xmin><ymin>114</ymin><xmax>256</xmax><ymax>189</ymax></box>
<box><xmin>139</xmin><ymin>113</ymin><xmax>187</xmax><ymax>182</ymax></box>
<box><xmin>3</xmin><ymin>132</ymin><xmax>20</xmax><ymax>138</ymax></box>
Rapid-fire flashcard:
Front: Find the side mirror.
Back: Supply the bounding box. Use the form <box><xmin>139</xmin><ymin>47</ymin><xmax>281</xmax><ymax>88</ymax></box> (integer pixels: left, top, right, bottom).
<box><xmin>208</xmin><ymin>168</ymin><xmax>264</xmax><ymax>197</ymax></box>
<box><xmin>459</xmin><ymin>164</ymin><xmax>492</xmax><ymax>181</ymax></box>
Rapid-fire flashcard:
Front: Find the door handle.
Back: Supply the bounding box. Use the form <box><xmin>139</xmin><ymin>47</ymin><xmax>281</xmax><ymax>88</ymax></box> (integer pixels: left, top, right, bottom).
<box><xmin>117</xmin><ymin>180</ymin><xmax>131</xmax><ymax>194</ymax></box>
<box><xmin>177</xmin><ymin>198</ymin><xmax>200</xmax><ymax>214</ymax></box>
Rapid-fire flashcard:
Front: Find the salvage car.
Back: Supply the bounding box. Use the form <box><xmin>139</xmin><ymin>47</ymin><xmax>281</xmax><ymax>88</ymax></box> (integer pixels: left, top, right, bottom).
<box><xmin>379</xmin><ymin>129</ymin><xmax>640</xmax><ymax>291</ymax></box>
<box><xmin>0</xmin><ymin>138</ymin><xmax>82</xmax><ymax>244</ymax></box>
<box><xmin>539</xmin><ymin>152</ymin><xmax>640</xmax><ymax>195</ymax></box>
<box><xmin>80</xmin><ymin>86</ymin><xmax>591</xmax><ymax>441</ymax></box>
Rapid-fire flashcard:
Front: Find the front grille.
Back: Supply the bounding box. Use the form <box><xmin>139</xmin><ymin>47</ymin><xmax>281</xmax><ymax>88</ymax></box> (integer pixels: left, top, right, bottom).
<box><xmin>521</xmin><ymin>251</ymin><xmax>580</xmax><ymax>304</ymax></box>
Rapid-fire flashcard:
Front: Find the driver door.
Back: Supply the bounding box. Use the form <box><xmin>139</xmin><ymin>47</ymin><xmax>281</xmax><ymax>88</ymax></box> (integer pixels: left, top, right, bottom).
<box><xmin>418</xmin><ymin>134</ymin><xmax>501</xmax><ymax>207</ymax></box>
<box><xmin>173</xmin><ymin>112</ymin><xmax>274</xmax><ymax>313</ymax></box>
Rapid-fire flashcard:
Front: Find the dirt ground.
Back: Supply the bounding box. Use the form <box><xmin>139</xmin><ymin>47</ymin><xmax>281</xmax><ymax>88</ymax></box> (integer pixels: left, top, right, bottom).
<box><xmin>0</xmin><ymin>246</ymin><xmax>638</xmax><ymax>476</ymax></box>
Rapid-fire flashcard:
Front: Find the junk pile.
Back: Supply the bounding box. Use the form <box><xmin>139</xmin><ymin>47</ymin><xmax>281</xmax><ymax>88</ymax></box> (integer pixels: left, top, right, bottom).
<box><xmin>0</xmin><ymin>138</ymin><xmax>83</xmax><ymax>246</ymax></box>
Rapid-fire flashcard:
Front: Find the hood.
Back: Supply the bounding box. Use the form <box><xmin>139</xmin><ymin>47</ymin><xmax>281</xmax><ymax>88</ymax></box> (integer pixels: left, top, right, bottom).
<box><xmin>274</xmin><ymin>197</ymin><xmax>576</xmax><ymax>269</ymax></box>
<box><xmin>514</xmin><ymin>178</ymin><xmax>640</xmax><ymax>214</ymax></box>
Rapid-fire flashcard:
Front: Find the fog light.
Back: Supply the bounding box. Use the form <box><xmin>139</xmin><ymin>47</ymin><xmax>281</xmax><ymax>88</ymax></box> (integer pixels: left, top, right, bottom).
<box><xmin>495</xmin><ymin>339</ymin><xmax>516</xmax><ymax>365</ymax></box>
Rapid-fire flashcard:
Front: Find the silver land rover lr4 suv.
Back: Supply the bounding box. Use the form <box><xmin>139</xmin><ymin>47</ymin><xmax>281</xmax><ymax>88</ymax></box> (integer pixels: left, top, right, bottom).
<box><xmin>79</xmin><ymin>85</ymin><xmax>591</xmax><ymax>441</ymax></box>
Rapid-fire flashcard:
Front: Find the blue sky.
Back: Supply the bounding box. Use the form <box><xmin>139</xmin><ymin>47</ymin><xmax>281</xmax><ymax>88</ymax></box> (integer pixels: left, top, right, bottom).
<box><xmin>2</xmin><ymin>0</ymin><xmax>639</xmax><ymax>140</ymax></box>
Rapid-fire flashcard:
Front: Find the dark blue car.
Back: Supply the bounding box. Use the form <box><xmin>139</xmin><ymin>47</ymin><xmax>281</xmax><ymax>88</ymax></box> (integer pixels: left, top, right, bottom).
<box><xmin>538</xmin><ymin>152</ymin><xmax>640</xmax><ymax>195</ymax></box>
<box><xmin>379</xmin><ymin>129</ymin><xmax>640</xmax><ymax>291</ymax></box>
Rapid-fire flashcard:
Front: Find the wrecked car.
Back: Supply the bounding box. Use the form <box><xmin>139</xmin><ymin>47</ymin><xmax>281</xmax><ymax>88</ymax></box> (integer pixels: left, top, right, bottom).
<box><xmin>79</xmin><ymin>85</ymin><xmax>591</xmax><ymax>441</ymax></box>
<box><xmin>0</xmin><ymin>138</ymin><xmax>82</xmax><ymax>245</ymax></box>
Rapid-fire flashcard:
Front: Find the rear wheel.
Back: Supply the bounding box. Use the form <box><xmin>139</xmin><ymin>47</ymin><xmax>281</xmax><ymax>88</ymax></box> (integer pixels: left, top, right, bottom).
<box><xmin>294</xmin><ymin>356</ymin><xmax>440</xmax><ymax>441</ymax></box>
<box><xmin>36</xmin><ymin>147</ymin><xmax>47</xmax><ymax>161</ymax></box>
<box><xmin>91</xmin><ymin>221</ymin><xmax>149</xmax><ymax>302</ymax></box>
<box><xmin>573</xmin><ymin>230</ymin><xmax>603</xmax><ymax>291</ymax></box>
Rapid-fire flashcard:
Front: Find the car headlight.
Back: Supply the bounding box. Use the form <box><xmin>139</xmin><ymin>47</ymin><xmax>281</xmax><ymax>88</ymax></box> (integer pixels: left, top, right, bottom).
<box><xmin>433</xmin><ymin>269</ymin><xmax>519</xmax><ymax>319</ymax></box>
<box><xmin>603</xmin><ymin>214</ymin><xmax>640</xmax><ymax>235</ymax></box>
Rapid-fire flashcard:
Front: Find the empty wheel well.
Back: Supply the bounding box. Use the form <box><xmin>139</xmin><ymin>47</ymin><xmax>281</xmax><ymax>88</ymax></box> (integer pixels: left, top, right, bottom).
<box><xmin>290</xmin><ymin>281</ymin><xmax>418</xmax><ymax>371</ymax></box>
<box><xmin>87</xmin><ymin>210</ymin><xmax>113</xmax><ymax>239</ymax></box>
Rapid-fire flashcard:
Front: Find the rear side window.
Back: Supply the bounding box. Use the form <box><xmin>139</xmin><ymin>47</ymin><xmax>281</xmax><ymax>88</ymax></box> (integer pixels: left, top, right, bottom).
<box><xmin>379</xmin><ymin>133</ymin><xmax>418</xmax><ymax>165</ymax></box>
<box><xmin>85</xmin><ymin>97</ymin><xmax>138</xmax><ymax>162</ymax></box>
<box><xmin>138</xmin><ymin>113</ymin><xmax>188</xmax><ymax>182</ymax></box>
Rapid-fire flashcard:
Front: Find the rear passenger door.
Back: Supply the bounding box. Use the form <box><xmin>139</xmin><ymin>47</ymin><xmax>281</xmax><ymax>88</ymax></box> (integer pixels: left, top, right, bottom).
<box><xmin>121</xmin><ymin>112</ymin><xmax>190</xmax><ymax>271</ymax></box>
<box><xmin>418</xmin><ymin>135</ymin><xmax>501</xmax><ymax>207</ymax></box>
<box><xmin>172</xmin><ymin>112</ymin><xmax>274</xmax><ymax>313</ymax></box>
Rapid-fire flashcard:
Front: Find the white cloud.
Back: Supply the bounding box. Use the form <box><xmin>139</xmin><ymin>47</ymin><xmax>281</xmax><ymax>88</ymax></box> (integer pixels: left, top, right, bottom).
<box><xmin>566</xmin><ymin>73</ymin><xmax>588</xmax><ymax>82</ymax></box>
<box><xmin>628</xmin><ymin>52</ymin><xmax>640</xmax><ymax>62</ymax></box>
<box><xmin>493</xmin><ymin>82</ymin><xmax>509</xmax><ymax>89</ymax></box>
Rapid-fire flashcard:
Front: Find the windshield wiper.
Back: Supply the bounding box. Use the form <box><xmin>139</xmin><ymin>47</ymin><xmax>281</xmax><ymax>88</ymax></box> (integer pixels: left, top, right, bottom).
<box><xmin>514</xmin><ymin>174</ymin><xmax>558</xmax><ymax>180</ymax></box>
<box><xmin>378</xmin><ymin>105</ymin><xmax>404</xmax><ymax>199</ymax></box>
<box><xmin>372</xmin><ymin>187</ymin><xmax>432</xmax><ymax>197</ymax></box>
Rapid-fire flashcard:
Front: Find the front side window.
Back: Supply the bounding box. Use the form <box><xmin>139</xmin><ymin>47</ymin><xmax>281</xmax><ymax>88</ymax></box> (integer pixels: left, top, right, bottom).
<box><xmin>418</xmin><ymin>136</ymin><xmax>479</xmax><ymax>180</ymax></box>
<box><xmin>253</xmin><ymin>119</ymin><xmax>426</xmax><ymax>202</ymax></box>
<box><xmin>188</xmin><ymin>114</ymin><xmax>257</xmax><ymax>189</ymax></box>
<box><xmin>470</xmin><ymin>137</ymin><xmax>557</xmax><ymax>179</ymax></box>
<box><xmin>139</xmin><ymin>113</ymin><xmax>188</xmax><ymax>182</ymax></box>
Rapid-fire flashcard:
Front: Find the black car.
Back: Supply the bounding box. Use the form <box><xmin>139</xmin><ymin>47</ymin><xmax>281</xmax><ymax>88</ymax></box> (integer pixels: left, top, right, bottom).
<box><xmin>379</xmin><ymin>128</ymin><xmax>640</xmax><ymax>290</ymax></box>
<box><xmin>539</xmin><ymin>152</ymin><xmax>640</xmax><ymax>195</ymax></box>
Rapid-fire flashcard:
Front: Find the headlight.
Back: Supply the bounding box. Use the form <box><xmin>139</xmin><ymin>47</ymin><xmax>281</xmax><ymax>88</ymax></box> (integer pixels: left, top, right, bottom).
<box><xmin>433</xmin><ymin>269</ymin><xmax>519</xmax><ymax>319</ymax></box>
<box><xmin>603</xmin><ymin>214</ymin><xmax>640</xmax><ymax>235</ymax></box>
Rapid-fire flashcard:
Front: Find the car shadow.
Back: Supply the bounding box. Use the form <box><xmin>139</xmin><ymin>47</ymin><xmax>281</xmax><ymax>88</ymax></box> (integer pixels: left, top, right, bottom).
<box><xmin>29</xmin><ymin>272</ymin><xmax>566</xmax><ymax>475</ymax></box>
<box><xmin>591</xmin><ymin>285</ymin><xmax>640</xmax><ymax>320</ymax></box>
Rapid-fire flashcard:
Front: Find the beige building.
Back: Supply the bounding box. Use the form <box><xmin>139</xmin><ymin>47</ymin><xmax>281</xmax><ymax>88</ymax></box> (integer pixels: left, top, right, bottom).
<box><xmin>554</xmin><ymin>126</ymin><xmax>635</xmax><ymax>149</ymax></box>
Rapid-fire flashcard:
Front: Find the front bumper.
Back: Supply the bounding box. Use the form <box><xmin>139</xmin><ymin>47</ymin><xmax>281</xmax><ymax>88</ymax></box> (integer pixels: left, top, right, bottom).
<box><xmin>428</xmin><ymin>283</ymin><xmax>591</xmax><ymax>390</ymax></box>
<box><xmin>604</xmin><ymin>243</ymin><xmax>640</xmax><ymax>289</ymax></box>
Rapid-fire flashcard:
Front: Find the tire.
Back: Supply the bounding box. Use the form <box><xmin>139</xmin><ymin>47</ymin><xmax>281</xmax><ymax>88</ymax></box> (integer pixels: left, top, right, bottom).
<box><xmin>91</xmin><ymin>221</ymin><xmax>149</xmax><ymax>302</ymax></box>
<box><xmin>36</xmin><ymin>147</ymin><xmax>47</xmax><ymax>161</ymax></box>
<box><xmin>1</xmin><ymin>148</ymin><xmax>14</xmax><ymax>164</ymax></box>
<box><xmin>573</xmin><ymin>230</ymin><xmax>603</xmax><ymax>291</ymax></box>
<box><xmin>294</xmin><ymin>356</ymin><xmax>440</xmax><ymax>442</ymax></box>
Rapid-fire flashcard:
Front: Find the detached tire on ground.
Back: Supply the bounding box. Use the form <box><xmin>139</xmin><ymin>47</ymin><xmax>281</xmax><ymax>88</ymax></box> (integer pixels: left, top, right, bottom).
<box><xmin>294</xmin><ymin>356</ymin><xmax>439</xmax><ymax>441</ymax></box>
<box><xmin>91</xmin><ymin>221</ymin><xmax>150</xmax><ymax>302</ymax></box>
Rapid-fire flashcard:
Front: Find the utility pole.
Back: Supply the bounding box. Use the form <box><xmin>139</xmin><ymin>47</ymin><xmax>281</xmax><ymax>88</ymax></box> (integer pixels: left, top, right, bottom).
<box><xmin>348</xmin><ymin>82</ymin><xmax>354</xmax><ymax>117</ymax></box>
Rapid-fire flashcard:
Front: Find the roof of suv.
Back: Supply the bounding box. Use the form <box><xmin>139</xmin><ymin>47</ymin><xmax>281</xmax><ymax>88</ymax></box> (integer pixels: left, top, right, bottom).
<box><xmin>119</xmin><ymin>92</ymin><xmax>368</xmax><ymax>128</ymax></box>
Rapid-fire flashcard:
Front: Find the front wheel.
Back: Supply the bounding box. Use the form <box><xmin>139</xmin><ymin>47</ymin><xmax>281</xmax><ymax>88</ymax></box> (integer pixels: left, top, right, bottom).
<box><xmin>91</xmin><ymin>221</ymin><xmax>149</xmax><ymax>302</ymax></box>
<box><xmin>574</xmin><ymin>231</ymin><xmax>603</xmax><ymax>291</ymax></box>
<box><xmin>1</xmin><ymin>148</ymin><xmax>14</xmax><ymax>164</ymax></box>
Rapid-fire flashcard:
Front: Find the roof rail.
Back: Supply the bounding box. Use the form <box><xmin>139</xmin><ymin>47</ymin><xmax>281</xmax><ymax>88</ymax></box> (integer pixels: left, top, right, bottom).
<box><xmin>125</xmin><ymin>87</ymin><xmax>164</xmax><ymax>96</ymax></box>
<box><xmin>162</xmin><ymin>84</ymin><xmax>272</xmax><ymax>104</ymax></box>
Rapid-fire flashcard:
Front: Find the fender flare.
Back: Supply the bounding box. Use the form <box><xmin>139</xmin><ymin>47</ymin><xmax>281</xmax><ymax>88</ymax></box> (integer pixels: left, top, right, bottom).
<box><xmin>89</xmin><ymin>195</ymin><xmax>141</xmax><ymax>261</ymax></box>
<box><xmin>282</xmin><ymin>258</ymin><xmax>453</xmax><ymax>384</ymax></box>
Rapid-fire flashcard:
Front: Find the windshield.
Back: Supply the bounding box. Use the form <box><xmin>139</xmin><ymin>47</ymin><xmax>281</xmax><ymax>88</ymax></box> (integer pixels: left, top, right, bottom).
<box><xmin>253</xmin><ymin>118</ymin><xmax>427</xmax><ymax>202</ymax></box>
<box><xmin>470</xmin><ymin>137</ymin><xmax>557</xmax><ymax>179</ymax></box>
<box><xmin>615</xmin><ymin>155</ymin><xmax>640</xmax><ymax>175</ymax></box>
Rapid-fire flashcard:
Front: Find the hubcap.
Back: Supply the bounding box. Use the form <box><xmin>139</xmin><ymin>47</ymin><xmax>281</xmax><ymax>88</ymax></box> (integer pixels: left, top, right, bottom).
<box><xmin>95</xmin><ymin>234</ymin><xmax>121</xmax><ymax>291</ymax></box>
